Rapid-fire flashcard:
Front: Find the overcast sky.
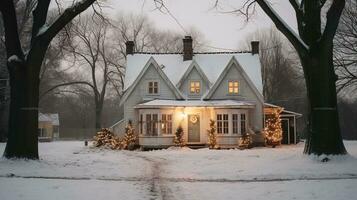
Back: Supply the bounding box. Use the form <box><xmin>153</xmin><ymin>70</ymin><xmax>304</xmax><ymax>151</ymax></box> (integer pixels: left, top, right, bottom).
<box><xmin>106</xmin><ymin>0</ymin><xmax>297</xmax><ymax>51</ymax></box>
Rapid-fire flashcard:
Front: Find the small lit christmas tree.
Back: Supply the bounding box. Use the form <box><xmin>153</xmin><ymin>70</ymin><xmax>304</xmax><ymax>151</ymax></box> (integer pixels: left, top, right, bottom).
<box><xmin>264</xmin><ymin>108</ymin><xmax>283</xmax><ymax>147</ymax></box>
<box><xmin>122</xmin><ymin>120</ymin><xmax>137</xmax><ymax>150</ymax></box>
<box><xmin>207</xmin><ymin>119</ymin><xmax>218</xmax><ymax>149</ymax></box>
<box><xmin>174</xmin><ymin>125</ymin><xmax>185</xmax><ymax>147</ymax></box>
<box><xmin>238</xmin><ymin>133</ymin><xmax>252</xmax><ymax>149</ymax></box>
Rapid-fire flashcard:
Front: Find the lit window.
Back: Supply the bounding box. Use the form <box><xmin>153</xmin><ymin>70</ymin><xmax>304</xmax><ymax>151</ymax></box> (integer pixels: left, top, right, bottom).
<box><xmin>148</xmin><ymin>81</ymin><xmax>159</xmax><ymax>94</ymax></box>
<box><xmin>190</xmin><ymin>81</ymin><xmax>200</xmax><ymax>94</ymax></box>
<box><xmin>161</xmin><ymin>114</ymin><xmax>173</xmax><ymax>134</ymax></box>
<box><xmin>228</xmin><ymin>81</ymin><xmax>239</xmax><ymax>94</ymax></box>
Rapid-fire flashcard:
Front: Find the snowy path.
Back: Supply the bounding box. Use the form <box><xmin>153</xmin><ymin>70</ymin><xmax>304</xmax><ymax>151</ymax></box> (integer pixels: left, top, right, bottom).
<box><xmin>1</xmin><ymin>141</ymin><xmax>357</xmax><ymax>200</ymax></box>
<box><xmin>121</xmin><ymin>151</ymin><xmax>176</xmax><ymax>200</ymax></box>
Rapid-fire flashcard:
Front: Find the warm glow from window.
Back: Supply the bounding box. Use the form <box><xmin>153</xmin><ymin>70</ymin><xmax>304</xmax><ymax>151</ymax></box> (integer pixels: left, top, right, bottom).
<box><xmin>228</xmin><ymin>81</ymin><xmax>239</xmax><ymax>94</ymax></box>
<box><xmin>148</xmin><ymin>81</ymin><xmax>159</xmax><ymax>94</ymax></box>
<box><xmin>190</xmin><ymin>81</ymin><xmax>200</xmax><ymax>94</ymax></box>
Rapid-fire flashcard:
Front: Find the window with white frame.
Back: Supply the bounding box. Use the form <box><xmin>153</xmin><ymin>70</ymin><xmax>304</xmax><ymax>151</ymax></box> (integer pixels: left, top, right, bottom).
<box><xmin>190</xmin><ymin>81</ymin><xmax>200</xmax><ymax>94</ymax></box>
<box><xmin>38</xmin><ymin>128</ymin><xmax>47</xmax><ymax>137</ymax></box>
<box><xmin>232</xmin><ymin>114</ymin><xmax>239</xmax><ymax>134</ymax></box>
<box><xmin>228</xmin><ymin>81</ymin><xmax>239</xmax><ymax>94</ymax></box>
<box><xmin>146</xmin><ymin>114</ymin><xmax>152</xmax><ymax>135</ymax></box>
<box><xmin>217</xmin><ymin>114</ymin><xmax>229</xmax><ymax>134</ymax></box>
<box><xmin>240</xmin><ymin>113</ymin><xmax>246</xmax><ymax>135</ymax></box>
<box><xmin>161</xmin><ymin>114</ymin><xmax>173</xmax><ymax>134</ymax></box>
<box><xmin>223</xmin><ymin>114</ymin><xmax>229</xmax><ymax>134</ymax></box>
<box><xmin>146</xmin><ymin>114</ymin><xmax>158</xmax><ymax>136</ymax></box>
<box><xmin>140</xmin><ymin>114</ymin><xmax>143</xmax><ymax>134</ymax></box>
<box><xmin>152</xmin><ymin>114</ymin><xmax>158</xmax><ymax>135</ymax></box>
<box><xmin>148</xmin><ymin>81</ymin><xmax>159</xmax><ymax>94</ymax></box>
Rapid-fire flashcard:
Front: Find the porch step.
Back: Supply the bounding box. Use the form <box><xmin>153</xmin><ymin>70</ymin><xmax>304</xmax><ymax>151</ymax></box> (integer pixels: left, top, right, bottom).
<box><xmin>187</xmin><ymin>143</ymin><xmax>207</xmax><ymax>149</ymax></box>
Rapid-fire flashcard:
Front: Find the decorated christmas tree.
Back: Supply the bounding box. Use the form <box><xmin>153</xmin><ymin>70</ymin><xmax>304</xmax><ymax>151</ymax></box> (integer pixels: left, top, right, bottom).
<box><xmin>207</xmin><ymin>119</ymin><xmax>218</xmax><ymax>149</ymax></box>
<box><xmin>264</xmin><ymin>108</ymin><xmax>283</xmax><ymax>147</ymax></box>
<box><xmin>174</xmin><ymin>125</ymin><xmax>185</xmax><ymax>147</ymax></box>
<box><xmin>122</xmin><ymin>120</ymin><xmax>137</xmax><ymax>150</ymax></box>
<box><xmin>93</xmin><ymin>128</ymin><xmax>122</xmax><ymax>150</ymax></box>
<box><xmin>238</xmin><ymin>133</ymin><xmax>252</xmax><ymax>149</ymax></box>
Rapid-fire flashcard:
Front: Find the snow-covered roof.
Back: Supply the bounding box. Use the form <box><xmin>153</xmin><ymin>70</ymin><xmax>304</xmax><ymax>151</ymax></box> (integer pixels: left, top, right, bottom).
<box><xmin>38</xmin><ymin>113</ymin><xmax>60</xmax><ymax>125</ymax></box>
<box><xmin>124</xmin><ymin>53</ymin><xmax>263</xmax><ymax>94</ymax></box>
<box><xmin>264</xmin><ymin>103</ymin><xmax>302</xmax><ymax>117</ymax></box>
<box><xmin>39</xmin><ymin>113</ymin><xmax>52</xmax><ymax>122</ymax></box>
<box><xmin>135</xmin><ymin>99</ymin><xmax>256</xmax><ymax>108</ymax></box>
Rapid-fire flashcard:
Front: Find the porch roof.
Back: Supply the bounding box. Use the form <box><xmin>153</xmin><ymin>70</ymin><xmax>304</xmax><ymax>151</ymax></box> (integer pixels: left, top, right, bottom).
<box><xmin>135</xmin><ymin>99</ymin><xmax>256</xmax><ymax>109</ymax></box>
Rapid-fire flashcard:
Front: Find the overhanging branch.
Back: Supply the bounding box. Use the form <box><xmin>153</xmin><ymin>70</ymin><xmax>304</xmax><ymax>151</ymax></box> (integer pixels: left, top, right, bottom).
<box><xmin>40</xmin><ymin>81</ymin><xmax>96</xmax><ymax>99</ymax></box>
<box><xmin>322</xmin><ymin>0</ymin><xmax>346</xmax><ymax>44</ymax></box>
<box><xmin>41</xmin><ymin>0</ymin><xmax>97</xmax><ymax>41</ymax></box>
<box><xmin>256</xmin><ymin>0</ymin><xmax>309</xmax><ymax>56</ymax></box>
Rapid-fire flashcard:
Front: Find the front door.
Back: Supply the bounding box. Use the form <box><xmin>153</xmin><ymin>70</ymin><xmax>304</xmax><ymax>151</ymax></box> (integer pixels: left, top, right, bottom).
<box><xmin>188</xmin><ymin>114</ymin><xmax>200</xmax><ymax>142</ymax></box>
<box><xmin>281</xmin><ymin>119</ymin><xmax>290</xmax><ymax>144</ymax></box>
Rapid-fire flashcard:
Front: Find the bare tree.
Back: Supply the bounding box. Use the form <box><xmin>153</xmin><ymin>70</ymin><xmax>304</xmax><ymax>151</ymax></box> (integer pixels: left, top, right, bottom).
<box><xmin>334</xmin><ymin>0</ymin><xmax>357</xmax><ymax>93</ymax></box>
<box><xmin>210</xmin><ymin>0</ymin><xmax>347</xmax><ymax>155</ymax></box>
<box><xmin>243</xmin><ymin>28</ymin><xmax>305</xmax><ymax>102</ymax></box>
<box><xmin>0</xmin><ymin>0</ymin><xmax>98</xmax><ymax>159</ymax></box>
<box><xmin>114</xmin><ymin>13</ymin><xmax>207</xmax><ymax>59</ymax></box>
<box><xmin>43</xmin><ymin>13</ymin><xmax>124</xmax><ymax>130</ymax></box>
<box><xmin>0</xmin><ymin>0</ymin><xmax>37</xmax><ymax>142</ymax></box>
<box><xmin>243</xmin><ymin>27</ymin><xmax>309</xmax><ymax>137</ymax></box>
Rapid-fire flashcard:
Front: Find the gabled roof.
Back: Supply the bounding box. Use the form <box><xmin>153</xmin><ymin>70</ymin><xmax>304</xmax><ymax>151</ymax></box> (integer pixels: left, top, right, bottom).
<box><xmin>120</xmin><ymin>57</ymin><xmax>184</xmax><ymax>105</ymax></box>
<box><xmin>203</xmin><ymin>56</ymin><xmax>264</xmax><ymax>103</ymax></box>
<box><xmin>39</xmin><ymin>113</ymin><xmax>59</xmax><ymax>125</ymax></box>
<box><xmin>264</xmin><ymin>103</ymin><xmax>303</xmax><ymax>117</ymax></box>
<box><xmin>176</xmin><ymin>60</ymin><xmax>211</xmax><ymax>89</ymax></box>
<box><xmin>124</xmin><ymin>53</ymin><xmax>263</xmax><ymax>94</ymax></box>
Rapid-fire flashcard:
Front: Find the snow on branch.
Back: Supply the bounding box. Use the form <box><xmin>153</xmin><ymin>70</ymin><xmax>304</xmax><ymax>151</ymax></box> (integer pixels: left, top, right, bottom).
<box><xmin>40</xmin><ymin>0</ymin><xmax>97</xmax><ymax>42</ymax></box>
<box><xmin>8</xmin><ymin>55</ymin><xmax>22</xmax><ymax>63</ymax></box>
<box><xmin>322</xmin><ymin>0</ymin><xmax>346</xmax><ymax>43</ymax></box>
<box><xmin>256</xmin><ymin>0</ymin><xmax>309</xmax><ymax>55</ymax></box>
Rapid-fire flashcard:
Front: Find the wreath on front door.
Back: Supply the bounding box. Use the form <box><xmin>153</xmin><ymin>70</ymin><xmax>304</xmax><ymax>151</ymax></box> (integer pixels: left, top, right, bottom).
<box><xmin>190</xmin><ymin>115</ymin><xmax>198</xmax><ymax>124</ymax></box>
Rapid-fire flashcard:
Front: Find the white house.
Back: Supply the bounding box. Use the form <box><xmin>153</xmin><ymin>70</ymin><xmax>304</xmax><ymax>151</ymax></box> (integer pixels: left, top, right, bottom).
<box><xmin>112</xmin><ymin>36</ymin><xmax>272</xmax><ymax>149</ymax></box>
<box><xmin>38</xmin><ymin>113</ymin><xmax>60</xmax><ymax>141</ymax></box>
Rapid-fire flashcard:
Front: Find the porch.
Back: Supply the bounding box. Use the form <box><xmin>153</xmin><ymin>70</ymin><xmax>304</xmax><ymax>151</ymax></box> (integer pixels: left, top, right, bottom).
<box><xmin>134</xmin><ymin>99</ymin><xmax>258</xmax><ymax>148</ymax></box>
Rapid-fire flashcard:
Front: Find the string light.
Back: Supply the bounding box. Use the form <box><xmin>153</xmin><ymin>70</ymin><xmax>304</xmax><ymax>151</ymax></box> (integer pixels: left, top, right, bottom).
<box><xmin>207</xmin><ymin>119</ymin><xmax>218</xmax><ymax>149</ymax></box>
<box><xmin>264</xmin><ymin>107</ymin><xmax>283</xmax><ymax>147</ymax></box>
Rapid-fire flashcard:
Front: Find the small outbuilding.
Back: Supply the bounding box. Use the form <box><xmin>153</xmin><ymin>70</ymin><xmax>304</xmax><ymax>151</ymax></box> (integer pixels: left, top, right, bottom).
<box><xmin>38</xmin><ymin>113</ymin><xmax>60</xmax><ymax>142</ymax></box>
<box><xmin>264</xmin><ymin>103</ymin><xmax>302</xmax><ymax>145</ymax></box>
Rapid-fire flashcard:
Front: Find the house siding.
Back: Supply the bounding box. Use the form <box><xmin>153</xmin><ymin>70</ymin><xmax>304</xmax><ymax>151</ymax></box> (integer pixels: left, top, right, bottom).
<box><xmin>123</xmin><ymin>64</ymin><xmax>177</xmax><ymax>136</ymax></box>
<box><xmin>179</xmin><ymin>67</ymin><xmax>209</xmax><ymax>99</ymax></box>
<box><xmin>209</xmin><ymin>63</ymin><xmax>263</xmax><ymax>132</ymax></box>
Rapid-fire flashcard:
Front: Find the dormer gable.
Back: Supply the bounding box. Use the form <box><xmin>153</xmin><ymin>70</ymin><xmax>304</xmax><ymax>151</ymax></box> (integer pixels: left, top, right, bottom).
<box><xmin>120</xmin><ymin>57</ymin><xmax>184</xmax><ymax>105</ymax></box>
<box><xmin>176</xmin><ymin>61</ymin><xmax>211</xmax><ymax>99</ymax></box>
<box><xmin>203</xmin><ymin>56</ymin><xmax>264</xmax><ymax>103</ymax></box>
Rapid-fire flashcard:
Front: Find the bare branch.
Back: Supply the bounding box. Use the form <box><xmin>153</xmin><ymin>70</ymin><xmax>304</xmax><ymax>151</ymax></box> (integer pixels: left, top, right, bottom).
<box><xmin>256</xmin><ymin>0</ymin><xmax>309</xmax><ymax>56</ymax></box>
<box><xmin>40</xmin><ymin>81</ymin><xmax>96</xmax><ymax>99</ymax></box>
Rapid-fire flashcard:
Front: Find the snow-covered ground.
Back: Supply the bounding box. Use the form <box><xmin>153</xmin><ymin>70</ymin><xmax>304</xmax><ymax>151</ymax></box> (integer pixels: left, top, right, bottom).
<box><xmin>1</xmin><ymin>141</ymin><xmax>357</xmax><ymax>200</ymax></box>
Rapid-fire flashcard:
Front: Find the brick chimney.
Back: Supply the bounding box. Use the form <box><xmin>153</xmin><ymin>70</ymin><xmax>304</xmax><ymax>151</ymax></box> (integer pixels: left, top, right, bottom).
<box><xmin>183</xmin><ymin>36</ymin><xmax>193</xmax><ymax>61</ymax></box>
<box><xmin>251</xmin><ymin>41</ymin><xmax>259</xmax><ymax>55</ymax></box>
<box><xmin>125</xmin><ymin>41</ymin><xmax>134</xmax><ymax>55</ymax></box>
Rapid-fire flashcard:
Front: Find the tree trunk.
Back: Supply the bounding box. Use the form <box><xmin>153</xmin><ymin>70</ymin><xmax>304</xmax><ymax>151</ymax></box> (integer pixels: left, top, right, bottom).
<box><xmin>4</xmin><ymin>61</ymin><xmax>39</xmax><ymax>159</ymax></box>
<box><xmin>95</xmin><ymin>101</ymin><xmax>103</xmax><ymax>130</ymax></box>
<box><xmin>303</xmin><ymin>43</ymin><xmax>347</xmax><ymax>155</ymax></box>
